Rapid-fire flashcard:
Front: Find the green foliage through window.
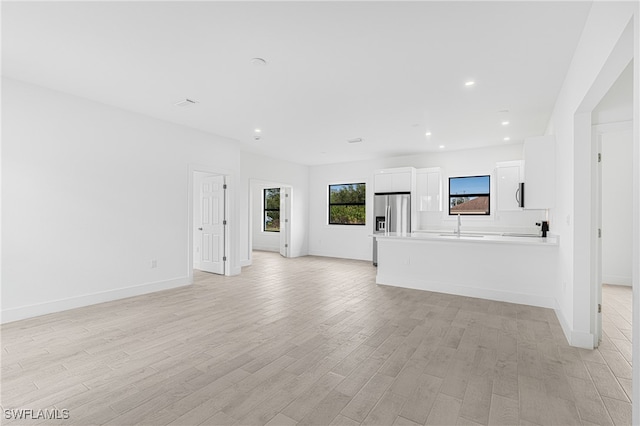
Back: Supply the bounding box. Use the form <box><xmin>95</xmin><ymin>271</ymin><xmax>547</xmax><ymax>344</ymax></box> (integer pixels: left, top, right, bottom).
<box><xmin>264</xmin><ymin>188</ymin><xmax>280</xmax><ymax>232</ymax></box>
<box><xmin>329</xmin><ymin>183</ymin><xmax>366</xmax><ymax>225</ymax></box>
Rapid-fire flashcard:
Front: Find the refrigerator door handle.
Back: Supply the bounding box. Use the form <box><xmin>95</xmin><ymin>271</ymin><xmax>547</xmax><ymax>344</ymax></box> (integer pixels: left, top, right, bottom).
<box><xmin>385</xmin><ymin>204</ymin><xmax>390</xmax><ymax>234</ymax></box>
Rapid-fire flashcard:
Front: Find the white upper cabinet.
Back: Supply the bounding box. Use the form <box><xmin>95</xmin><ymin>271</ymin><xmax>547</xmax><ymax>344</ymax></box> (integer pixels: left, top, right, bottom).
<box><xmin>374</xmin><ymin>167</ymin><xmax>414</xmax><ymax>193</ymax></box>
<box><xmin>496</xmin><ymin>161</ymin><xmax>523</xmax><ymax>211</ymax></box>
<box><xmin>416</xmin><ymin>168</ymin><xmax>442</xmax><ymax>211</ymax></box>
<box><xmin>523</xmin><ymin>135</ymin><xmax>555</xmax><ymax>209</ymax></box>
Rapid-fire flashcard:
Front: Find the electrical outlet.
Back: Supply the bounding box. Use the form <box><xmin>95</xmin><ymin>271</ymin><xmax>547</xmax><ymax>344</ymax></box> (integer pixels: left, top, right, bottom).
<box><xmin>151</xmin><ymin>259</ymin><xmax>157</xmax><ymax>269</ymax></box>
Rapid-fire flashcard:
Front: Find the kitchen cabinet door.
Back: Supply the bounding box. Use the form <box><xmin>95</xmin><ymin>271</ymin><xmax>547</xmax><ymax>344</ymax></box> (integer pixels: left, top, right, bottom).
<box><xmin>416</xmin><ymin>168</ymin><xmax>441</xmax><ymax>211</ymax></box>
<box><xmin>374</xmin><ymin>169</ymin><xmax>412</xmax><ymax>193</ymax></box>
<box><xmin>523</xmin><ymin>135</ymin><xmax>555</xmax><ymax>209</ymax></box>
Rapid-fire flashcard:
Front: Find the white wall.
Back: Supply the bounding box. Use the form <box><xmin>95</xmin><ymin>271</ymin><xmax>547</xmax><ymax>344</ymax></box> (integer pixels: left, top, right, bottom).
<box><xmin>2</xmin><ymin>78</ymin><xmax>242</xmax><ymax>323</ymax></box>
<box><xmin>601</xmin><ymin>125</ymin><xmax>633</xmax><ymax>286</ymax></box>
<box><xmin>239</xmin><ymin>151</ymin><xmax>309</xmax><ymax>264</ymax></box>
<box><xmin>544</xmin><ymin>2</ymin><xmax>637</xmax><ymax>350</ymax></box>
<box><xmin>308</xmin><ymin>144</ymin><xmax>547</xmax><ymax>261</ymax></box>
<box><xmin>308</xmin><ymin>160</ymin><xmax>376</xmax><ymax>261</ymax></box>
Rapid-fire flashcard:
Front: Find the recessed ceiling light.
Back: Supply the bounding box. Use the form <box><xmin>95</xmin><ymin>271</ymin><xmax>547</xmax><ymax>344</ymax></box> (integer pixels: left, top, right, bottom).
<box><xmin>439</xmin><ymin>145</ymin><xmax>445</xmax><ymax>149</ymax></box>
<box><xmin>504</xmin><ymin>137</ymin><xmax>511</xmax><ymax>141</ymax></box>
<box><xmin>251</xmin><ymin>57</ymin><xmax>267</xmax><ymax>66</ymax></box>
<box><xmin>464</xmin><ymin>81</ymin><xmax>475</xmax><ymax>87</ymax></box>
<box><xmin>254</xmin><ymin>128</ymin><xmax>262</xmax><ymax>133</ymax></box>
<box><xmin>174</xmin><ymin>99</ymin><xmax>198</xmax><ymax>107</ymax></box>
<box><xmin>501</xmin><ymin>121</ymin><xmax>510</xmax><ymax>126</ymax></box>
<box><xmin>425</xmin><ymin>132</ymin><xmax>432</xmax><ymax>137</ymax></box>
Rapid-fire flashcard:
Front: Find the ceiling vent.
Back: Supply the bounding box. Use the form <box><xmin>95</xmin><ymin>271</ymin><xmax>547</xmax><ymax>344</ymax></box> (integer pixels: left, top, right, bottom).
<box><xmin>174</xmin><ymin>99</ymin><xmax>198</xmax><ymax>107</ymax></box>
<box><xmin>251</xmin><ymin>57</ymin><xmax>268</xmax><ymax>66</ymax></box>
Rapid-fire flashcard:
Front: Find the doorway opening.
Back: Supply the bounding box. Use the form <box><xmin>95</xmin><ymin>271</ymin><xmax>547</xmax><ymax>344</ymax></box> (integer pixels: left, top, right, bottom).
<box><xmin>591</xmin><ymin>58</ymin><xmax>634</xmax><ymax>349</ymax></box>
<box><xmin>595</xmin><ymin>120</ymin><xmax>633</xmax><ymax>339</ymax></box>
<box><xmin>594</xmin><ymin>123</ymin><xmax>633</xmax><ymax>405</ymax></box>
<box><xmin>249</xmin><ymin>179</ymin><xmax>293</xmax><ymax>262</ymax></box>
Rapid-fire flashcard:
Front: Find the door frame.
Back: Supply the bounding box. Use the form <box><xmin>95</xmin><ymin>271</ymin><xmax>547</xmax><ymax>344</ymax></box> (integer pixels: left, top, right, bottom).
<box><xmin>188</xmin><ymin>164</ymin><xmax>233</xmax><ymax>282</ymax></box>
<box><xmin>280</xmin><ymin>186</ymin><xmax>292</xmax><ymax>257</ymax></box>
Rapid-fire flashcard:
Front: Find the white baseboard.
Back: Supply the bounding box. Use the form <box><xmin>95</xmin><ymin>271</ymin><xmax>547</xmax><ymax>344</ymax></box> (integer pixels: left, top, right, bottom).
<box><xmin>376</xmin><ymin>274</ymin><xmax>556</xmax><ymax>310</ymax></box>
<box><xmin>308</xmin><ymin>249</ymin><xmax>371</xmax><ymax>262</ymax></box>
<box><xmin>572</xmin><ymin>330</ymin><xmax>597</xmax><ymax>349</ymax></box>
<box><xmin>252</xmin><ymin>245</ymin><xmax>279</xmax><ymax>252</ymax></box>
<box><xmin>554</xmin><ymin>305</ymin><xmax>595</xmax><ymax>349</ymax></box>
<box><xmin>602</xmin><ymin>275</ymin><xmax>632</xmax><ymax>286</ymax></box>
<box><xmin>1</xmin><ymin>276</ymin><xmax>190</xmax><ymax>324</ymax></box>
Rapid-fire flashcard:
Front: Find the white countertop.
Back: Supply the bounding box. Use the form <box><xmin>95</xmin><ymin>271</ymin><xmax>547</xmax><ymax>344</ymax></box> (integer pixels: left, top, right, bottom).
<box><xmin>373</xmin><ymin>231</ymin><xmax>559</xmax><ymax>246</ymax></box>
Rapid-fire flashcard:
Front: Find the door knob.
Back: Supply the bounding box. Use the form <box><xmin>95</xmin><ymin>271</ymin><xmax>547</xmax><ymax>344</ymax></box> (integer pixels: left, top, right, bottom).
<box><xmin>198</xmin><ymin>227</ymin><xmax>203</xmax><ymax>230</ymax></box>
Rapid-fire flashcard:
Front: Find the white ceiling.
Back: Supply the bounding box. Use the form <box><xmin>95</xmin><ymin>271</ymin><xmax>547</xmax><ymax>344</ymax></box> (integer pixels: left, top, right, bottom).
<box><xmin>2</xmin><ymin>1</ymin><xmax>593</xmax><ymax>166</ymax></box>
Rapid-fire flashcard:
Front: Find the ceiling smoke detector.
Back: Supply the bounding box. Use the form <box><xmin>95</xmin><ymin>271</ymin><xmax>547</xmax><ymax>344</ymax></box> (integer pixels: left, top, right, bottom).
<box><xmin>174</xmin><ymin>99</ymin><xmax>198</xmax><ymax>107</ymax></box>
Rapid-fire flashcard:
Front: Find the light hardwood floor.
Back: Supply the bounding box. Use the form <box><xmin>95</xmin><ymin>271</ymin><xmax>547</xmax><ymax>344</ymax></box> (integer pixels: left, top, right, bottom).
<box><xmin>1</xmin><ymin>252</ymin><xmax>632</xmax><ymax>425</ymax></box>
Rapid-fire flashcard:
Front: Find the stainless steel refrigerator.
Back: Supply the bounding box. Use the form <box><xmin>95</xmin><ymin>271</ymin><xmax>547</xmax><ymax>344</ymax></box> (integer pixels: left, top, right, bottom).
<box><xmin>372</xmin><ymin>192</ymin><xmax>411</xmax><ymax>266</ymax></box>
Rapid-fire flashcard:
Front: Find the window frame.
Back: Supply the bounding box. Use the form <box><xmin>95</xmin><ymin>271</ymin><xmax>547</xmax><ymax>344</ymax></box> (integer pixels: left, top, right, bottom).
<box><xmin>448</xmin><ymin>175</ymin><xmax>491</xmax><ymax>216</ymax></box>
<box><xmin>328</xmin><ymin>182</ymin><xmax>367</xmax><ymax>226</ymax></box>
<box><xmin>263</xmin><ymin>188</ymin><xmax>280</xmax><ymax>232</ymax></box>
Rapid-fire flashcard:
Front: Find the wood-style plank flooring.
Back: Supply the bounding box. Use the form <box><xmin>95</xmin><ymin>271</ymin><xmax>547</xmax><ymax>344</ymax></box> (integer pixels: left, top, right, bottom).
<box><xmin>1</xmin><ymin>252</ymin><xmax>632</xmax><ymax>425</ymax></box>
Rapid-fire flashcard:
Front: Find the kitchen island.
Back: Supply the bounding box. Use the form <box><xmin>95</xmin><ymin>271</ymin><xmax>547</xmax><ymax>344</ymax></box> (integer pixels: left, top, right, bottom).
<box><xmin>375</xmin><ymin>232</ymin><xmax>559</xmax><ymax>309</ymax></box>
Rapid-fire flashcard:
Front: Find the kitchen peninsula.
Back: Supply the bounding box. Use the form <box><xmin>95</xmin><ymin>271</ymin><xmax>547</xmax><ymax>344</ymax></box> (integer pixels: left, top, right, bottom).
<box><xmin>375</xmin><ymin>232</ymin><xmax>559</xmax><ymax>309</ymax></box>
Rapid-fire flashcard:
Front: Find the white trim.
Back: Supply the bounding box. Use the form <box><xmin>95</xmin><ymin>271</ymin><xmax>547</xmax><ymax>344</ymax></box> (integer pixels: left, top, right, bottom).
<box><xmin>376</xmin><ymin>274</ymin><xmax>557</xmax><ymax>310</ymax></box>
<box><xmin>593</xmin><ymin>120</ymin><xmax>633</xmax><ymax>134</ymax></box>
<box><xmin>573</xmin><ymin>330</ymin><xmax>597</xmax><ymax>349</ymax></box>
<box><xmin>308</xmin><ymin>249</ymin><xmax>371</xmax><ymax>262</ymax></box>
<box><xmin>603</xmin><ymin>275</ymin><xmax>633</xmax><ymax>286</ymax></box>
<box><xmin>554</xmin><ymin>306</ymin><xmax>595</xmax><ymax>349</ymax></box>
<box><xmin>1</xmin><ymin>277</ymin><xmax>189</xmax><ymax>324</ymax></box>
<box><xmin>252</xmin><ymin>245</ymin><xmax>279</xmax><ymax>253</ymax></box>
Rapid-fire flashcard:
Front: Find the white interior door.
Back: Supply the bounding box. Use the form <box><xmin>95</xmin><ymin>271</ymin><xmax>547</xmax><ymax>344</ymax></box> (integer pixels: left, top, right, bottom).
<box><xmin>198</xmin><ymin>175</ymin><xmax>225</xmax><ymax>274</ymax></box>
<box><xmin>279</xmin><ymin>187</ymin><xmax>291</xmax><ymax>257</ymax></box>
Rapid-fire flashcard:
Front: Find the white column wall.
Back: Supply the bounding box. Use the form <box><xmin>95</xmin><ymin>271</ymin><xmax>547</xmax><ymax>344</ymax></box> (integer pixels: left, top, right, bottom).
<box><xmin>545</xmin><ymin>2</ymin><xmax>637</xmax><ymax>348</ymax></box>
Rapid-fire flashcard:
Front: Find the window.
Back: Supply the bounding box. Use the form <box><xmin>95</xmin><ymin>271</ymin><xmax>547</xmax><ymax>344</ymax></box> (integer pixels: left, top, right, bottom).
<box><xmin>449</xmin><ymin>175</ymin><xmax>490</xmax><ymax>215</ymax></box>
<box><xmin>329</xmin><ymin>183</ymin><xmax>366</xmax><ymax>225</ymax></box>
<box><xmin>263</xmin><ymin>188</ymin><xmax>280</xmax><ymax>232</ymax></box>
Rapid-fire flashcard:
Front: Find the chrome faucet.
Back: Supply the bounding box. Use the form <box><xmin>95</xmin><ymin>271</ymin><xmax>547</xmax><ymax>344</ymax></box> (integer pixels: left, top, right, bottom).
<box><xmin>456</xmin><ymin>214</ymin><xmax>461</xmax><ymax>237</ymax></box>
